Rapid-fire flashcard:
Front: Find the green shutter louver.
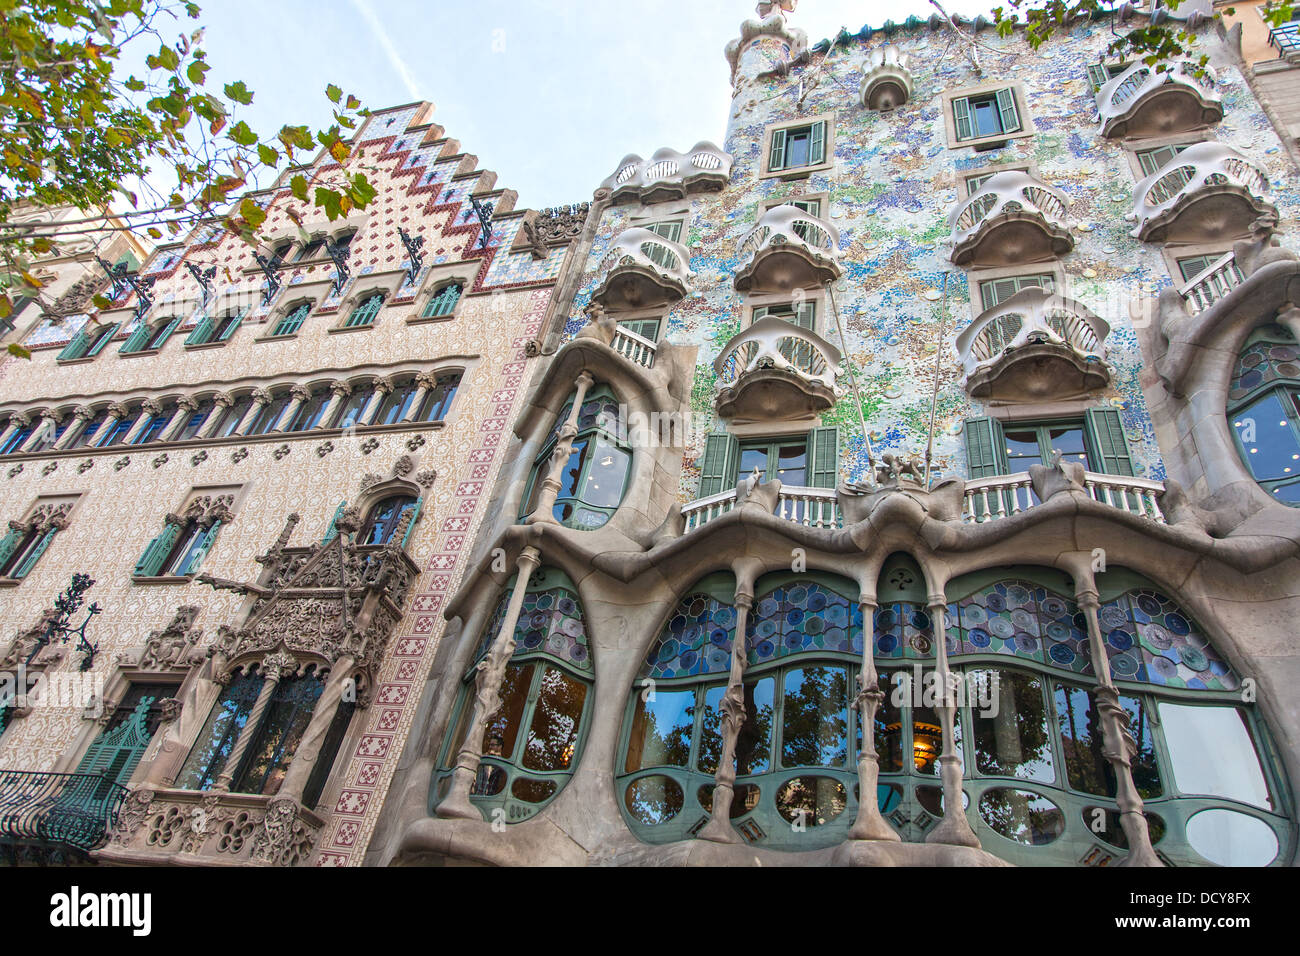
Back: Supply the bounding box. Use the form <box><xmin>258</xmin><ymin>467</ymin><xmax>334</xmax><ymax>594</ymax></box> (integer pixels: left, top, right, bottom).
<box><xmin>1085</xmin><ymin>407</ymin><xmax>1135</xmax><ymax>477</ymax></box>
<box><xmin>953</xmin><ymin>96</ymin><xmax>974</xmax><ymax>141</ymax></box>
<box><xmin>135</xmin><ymin>522</ymin><xmax>182</xmax><ymax>577</ymax></box>
<box><xmin>1086</xmin><ymin>64</ymin><xmax>1109</xmax><ymax>90</ymax></box>
<box><xmin>323</xmin><ymin>501</ymin><xmax>347</xmax><ymax>543</ymax></box>
<box><xmin>185</xmin><ymin>314</ymin><xmax>215</xmax><ymax>346</ymax></box>
<box><xmin>58</xmin><ymin>329</ymin><xmax>92</xmax><ymax>361</ymax></box>
<box><xmin>11</xmin><ymin>527</ymin><xmax>56</xmax><ymax>579</ymax></box>
<box><xmin>85</xmin><ymin>322</ymin><xmax>120</xmax><ymax>356</ymax></box>
<box><xmin>217</xmin><ymin>308</ymin><xmax>248</xmax><ymax>342</ymax></box>
<box><xmin>808</xmin><ymin>121</ymin><xmax>826</xmax><ymax>165</ymax></box>
<box><xmin>0</xmin><ymin>526</ymin><xmax>24</xmax><ymax>569</ymax></box>
<box><xmin>995</xmin><ymin>87</ymin><xmax>1022</xmax><ymax>134</ymax></box>
<box><xmin>794</xmin><ymin>301</ymin><xmax>817</xmax><ymax>330</ymax></box>
<box><xmin>768</xmin><ymin>128</ymin><xmax>787</xmax><ymax>172</ymax></box>
<box><xmin>118</xmin><ymin>322</ymin><xmax>151</xmax><ymax>354</ymax></box>
<box><xmin>807</xmin><ymin>426</ymin><xmax>840</xmax><ymax>489</ymax></box>
<box><xmin>964</xmin><ymin>416</ymin><xmax>1006</xmax><ymax>478</ymax></box>
<box><xmin>697</xmin><ymin>433</ymin><xmax>739</xmax><ymax>498</ymax></box>
<box><xmin>400</xmin><ymin>498</ymin><xmax>423</xmax><ymax>548</ymax></box>
<box><xmin>72</xmin><ymin>697</ymin><xmax>157</xmax><ymax>792</ymax></box>
<box><xmin>152</xmin><ymin>316</ymin><xmax>183</xmax><ymax>349</ymax></box>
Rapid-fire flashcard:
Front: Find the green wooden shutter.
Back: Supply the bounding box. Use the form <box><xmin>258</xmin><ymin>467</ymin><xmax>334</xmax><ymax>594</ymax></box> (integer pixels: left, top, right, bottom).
<box><xmin>11</xmin><ymin>527</ymin><xmax>56</xmax><ymax>579</ymax></box>
<box><xmin>964</xmin><ymin>416</ymin><xmax>1006</xmax><ymax>478</ymax></box>
<box><xmin>995</xmin><ymin>88</ymin><xmax>1022</xmax><ymax>133</ymax></box>
<box><xmin>768</xmin><ymin>128</ymin><xmax>787</xmax><ymax>171</ymax></box>
<box><xmin>952</xmin><ymin>96</ymin><xmax>974</xmax><ymax>141</ymax></box>
<box><xmin>794</xmin><ymin>301</ymin><xmax>817</xmax><ymax>330</ymax></box>
<box><xmin>809</xmin><ymin>121</ymin><xmax>826</xmax><ymax>165</ymax></box>
<box><xmin>697</xmin><ymin>433</ymin><xmax>739</xmax><ymax>497</ymax></box>
<box><xmin>181</xmin><ymin>521</ymin><xmax>221</xmax><ymax>575</ymax></box>
<box><xmin>85</xmin><ymin>322</ymin><xmax>120</xmax><ymax>356</ymax></box>
<box><xmin>0</xmin><ymin>527</ymin><xmax>24</xmax><ymax>569</ymax></box>
<box><xmin>185</xmin><ymin>314</ymin><xmax>215</xmax><ymax>345</ymax></box>
<box><xmin>72</xmin><ymin>697</ymin><xmax>157</xmax><ymax>792</ymax></box>
<box><xmin>217</xmin><ymin>308</ymin><xmax>248</xmax><ymax>342</ymax></box>
<box><xmin>152</xmin><ymin>316</ymin><xmax>183</xmax><ymax>349</ymax></box>
<box><xmin>1084</xmin><ymin>408</ymin><xmax>1135</xmax><ymax>476</ymax></box>
<box><xmin>118</xmin><ymin>322</ymin><xmax>151</xmax><ymax>354</ymax></box>
<box><xmin>1086</xmin><ymin>63</ymin><xmax>1109</xmax><ymax>90</ymax></box>
<box><xmin>58</xmin><ymin>329</ymin><xmax>92</xmax><ymax>360</ymax></box>
<box><xmin>807</xmin><ymin>426</ymin><xmax>840</xmax><ymax>489</ymax></box>
<box><xmin>400</xmin><ymin>498</ymin><xmax>423</xmax><ymax>548</ymax></box>
<box><xmin>135</xmin><ymin>522</ymin><xmax>182</xmax><ymax>577</ymax></box>
<box><xmin>323</xmin><ymin>501</ymin><xmax>346</xmax><ymax>543</ymax></box>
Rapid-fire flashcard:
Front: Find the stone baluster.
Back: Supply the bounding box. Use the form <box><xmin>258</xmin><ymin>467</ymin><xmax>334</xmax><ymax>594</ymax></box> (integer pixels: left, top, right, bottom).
<box><xmin>1075</xmin><ymin>572</ymin><xmax>1162</xmax><ymax>866</ymax></box>
<box><xmin>276</xmin><ymin>656</ymin><xmax>356</xmax><ymax>802</ymax></box>
<box><xmin>924</xmin><ymin>594</ymin><xmax>980</xmax><ymax>847</ymax></box>
<box><xmin>54</xmin><ymin>406</ymin><xmax>95</xmax><ymax>450</ymax></box>
<box><xmin>849</xmin><ymin>595</ymin><xmax>901</xmax><ymax>841</ymax></box>
<box><xmin>526</xmin><ymin>371</ymin><xmax>595</xmax><ymax>524</ymax></box>
<box><xmin>212</xmin><ymin>651</ymin><xmax>296</xmax><ymax>793</ymax></box>
<box><xmin>437</xmin><ymin>546</ymin><xmax>542</xmax><ymax>820</ymax></box>
<box><xmin>200</xmin><ymin>392</ymin><xmax>236</xmax><ymax>439</ymax></box>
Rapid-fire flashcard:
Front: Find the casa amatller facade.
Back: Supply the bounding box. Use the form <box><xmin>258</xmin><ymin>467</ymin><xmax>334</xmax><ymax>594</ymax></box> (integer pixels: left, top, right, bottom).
<box><xmin>3</xmin><ymin>0</ymin><xmax>1300</xmax><ymax>868</ymax></box>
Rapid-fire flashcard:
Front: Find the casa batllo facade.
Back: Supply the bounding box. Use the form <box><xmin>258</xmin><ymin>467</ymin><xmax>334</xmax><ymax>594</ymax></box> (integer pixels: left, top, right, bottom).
<box><xmin>364</xmin><ymin>2</ymin><xmax>1300</xmax><ymax>867</ymax></box>
<box><xmin>0</xmin><ymin>102</ymin><xmax>584</xmax><ymax>866</ymax></box>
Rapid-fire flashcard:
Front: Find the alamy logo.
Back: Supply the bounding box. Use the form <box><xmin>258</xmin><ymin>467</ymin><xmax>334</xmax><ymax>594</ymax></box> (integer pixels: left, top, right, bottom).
<box><xmin>49</xmin><ymin>886</ymin><xmax>151</xmax><ymax>936</ymax></box>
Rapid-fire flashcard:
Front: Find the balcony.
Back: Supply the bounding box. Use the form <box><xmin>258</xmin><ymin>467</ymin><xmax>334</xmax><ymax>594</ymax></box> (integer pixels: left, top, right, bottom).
<box><xmin>733</xmin><ymin>205</ymin><xmax>841</xmax><ymax>294</ymax></box>
<box><xmin>955</xmin><ymin>288</ymin><xmax>1110</xmax><ymax>403</ymax></box>
<box><xmin>681</xmin><ymin>485</ymin><xmax>841</xmax><ymax>533</ymax></box>
<box><xmin>1096</xmin><ymin>61</ymin><xmax>1222</xmax><ymax>139</ymax></box>
<box><xmin>1179</xmin><ymin>250</ymin><xmax>1246</xmax><ymax>313</ymax></box>
<box><xmin>948</xmin><ymin>172</ymin><xmax>1073</xmax><ymax>268</ymax></box>
<box><xmin>1269</xmin><ymin>21</ymin><xmax>1299</xmax><ymax>59</ymax></box>
<box><xmin>859</xmin><ymin>45</ymin><xmax>915</xmax><ymax>110</ymax></box>
<box><xmin>610</xmin><ymin>324</ymin><xmax>657</xmax><ymax>369</ymax></box>
<box><xmin>0</xmin><ymin>770</ymin><xmax>127</xmax><ymax>854</ymax></box>
<box><xmin>600</xmin><ymin>143</ymin><xmax>732</xmax><ymax>205</ymax></box>
<box><xmin>963</xmin><ymin>472</ymin><xmax>1167</xmax><ymax>523</ymax></box>
<box><xmin>713</xmin><ymin>316</ymin><xmax>841</xmax><ymax>421</ymax></box>
<box><xmin>590</xmin><ymin>227</ymin><xmax>692</xmax><ymax>312</ymax></box>
<box><xmin>1129</xmin><ymin>142</ymin><xmax>1276</xmax><ymax>244</ymax></box>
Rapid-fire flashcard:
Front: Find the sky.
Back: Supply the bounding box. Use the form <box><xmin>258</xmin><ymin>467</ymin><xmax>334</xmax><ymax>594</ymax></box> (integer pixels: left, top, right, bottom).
<box><xmin>163</xmin><ymin>0</ymin><xmax>1000</xmax><ymax>211</ymax></box>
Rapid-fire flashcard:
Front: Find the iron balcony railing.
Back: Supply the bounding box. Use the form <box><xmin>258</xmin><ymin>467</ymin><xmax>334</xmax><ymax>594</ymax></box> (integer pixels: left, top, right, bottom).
<box><xmin>0</xmin><ymin>770</ymin><xmax>128</xmax><ymax>851</ymax></box>
<box><xmin>1269</xmin><ymin>21</ymin><xmax>1299</xmax><ymax>55</ymax></box>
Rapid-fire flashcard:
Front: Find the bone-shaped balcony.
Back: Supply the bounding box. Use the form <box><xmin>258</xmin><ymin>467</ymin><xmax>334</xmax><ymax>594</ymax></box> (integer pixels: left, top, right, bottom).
<box><xmin>1128</xmin><ymin>142</ymin><xmax>1275</xmax><ymax>244</ymax></box>
<box><xmin>713</xmin><ymin>316</ymin><xmax>841</xmax><ymax>421</ymax></box>
<box><xmin>948</xmin><ymin>171</ymin><xmax>1073</xmax><ymax>268</ymax></box>
<box><xmin>859</xmin><ymin>45</ymin><xmax>915</xmax><ymax>110</ymax></box>
<box><xmin>589</xmin><ymin>228</ymin><xmax>692</xmax><ymax>312</ymax></box>
<box><xmin>601</xmin><ymin>143</ymin><xmax>732</xmax><ymax>205</ymax></box>
<box><xmin>733</xmin><ymin>204</ymin><xmax>841</xmax><ymax>294</ymax></box>
<box><xmin>955</xmin><ymin>288</ymin><xmax>1111</xmax><ymax>403</ymax></box>
<box><xmin>1096</xmin><ymin>61</ymin><xmax>1222</xmax><ymax>140</ymax></box>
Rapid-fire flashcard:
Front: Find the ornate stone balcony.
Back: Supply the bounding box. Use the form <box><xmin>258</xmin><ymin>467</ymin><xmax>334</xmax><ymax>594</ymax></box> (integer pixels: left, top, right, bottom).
<box><xmin>1128</xmin><ymin>142</ymin><xmax>1276</xmax><ymax>244</ymax></box>
<box><xmin>954</xmin><ymin>288</ymin><xmax>1110</xmax><ymax>403</ymax></box>
<box><xmin>590</xmin><ymin>227</ymin><xmax>692</xmax><ymax>312</ymax></box>
<box><xmin>733</xmin><ymin>205</ymin><xmax>841</xmax><ymax>294</ymax></box>
<box><xmin>1096</xmin><ymin>61</ymin><xmax>1222</xmax><ymax>139</ymax></box>
<box><xmin>600</xmin><ymin>143</ymin><xmax>732</xmax><ymax>205</ymax></box>
<box><xmin>610</xmin><ymin>324</ymin><xmax>657</xmax><ymax>369</ymax></box>
<box><xmin>713</xmin><ymin>316</ymin><xmax>841</xmax><ymax>420</ymax></box>
<box><xmin>859</xmin><ymin>45</ymin><xmax>915</xmax><ymax>110</ymax></box>
<box><xmin>963</xmin><ymin>471</ymin><xmax>1167</xmax><ymax>523</ymax></box>
<box><xmin>949</xmin><ymin>171</ymin><xmax>1073</xmax><ymax>268</ymax></box>
<box><xmin>681</xmin><ymin>484</ymin><xmax>841</xmax><ymax>532</ymax></box>
<box><xmin>1179</xmin><ymin>250</ymin><xmax>1246</xmax><ymax>313</ymax></box>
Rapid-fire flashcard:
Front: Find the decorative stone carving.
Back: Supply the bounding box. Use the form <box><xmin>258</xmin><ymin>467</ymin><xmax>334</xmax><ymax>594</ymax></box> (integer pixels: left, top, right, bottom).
<box><xmin>273</xmin><ymin>444</ymin><xmax>291</xmax><ymax>460</ymax></box>
<box><xmin>191</xmin><ymin>451</ymin><xmax>208</xmax><ymax>466</ymax></box>
<box><xmin>316</xmin><ymin>440</ymin><xmax>335</xmax><ymax>457</ymax></box>
<box><xmin>416</xmin><ymin>469</ymin><xmax>437</xmax><ymax>489</ymax></box>
<box><xmin>1</xmin><ymin>607</ymin><xmax>67</xmax><ymax>669</ymax></box>
<box><xmin>113</xmin><ymin>456</ymin><xmax>130</xmax><ymax>471</ymax></box>
<box><xmin>521</xmin><ymin>203</ymin><xmax>589</xmax><ymax>258</ymax></box>
<box><xmin>231</xmin><ymin>447</ymin><xmax>249</xmax><ymax>463</ymax></box>
<box><xmin>6</xmin><ymin>464</ymin><xmax>21</xmax><ymax>479</ymax></box>
<box><xmin>599</xmin><ymin>143</ymin><xmax>733</xmax><ymax>204</ymax></box>
<box><xmin>860</xmin><ymin>45</ymin><xmax>915</xmax><ymax>110</ymax></box>
<box><xmin>77</xmin><ymin>459</ymin><xmax>94</xmax><ymax>473</ymax></box>
<box><xmin>405</xmin><ymin>434</ymin><xmax>426</xmax><ymax>451</ymax></box>
<box><xmin>40</xmin><ymin>462</ymin><xmax>57</xmax><ymax>476</ymax></box>
<box><xmin>360</xmin><ymin>437</ymin><xmax>380</xmax><ymax>455</ymax></box>
<box><xmin>152</xmin><ymin>454</ymin><xmax>168</xmax><ymax>468</ymax></box>
<box><xmin>138</xmin><ymin>606</ymin><xmax>204</xmax><ymax>671</ymax></box>
<box><xmin>391</xmin><ymin>454</ymin><xmax>414</xmax><ymax>477</ymax></box>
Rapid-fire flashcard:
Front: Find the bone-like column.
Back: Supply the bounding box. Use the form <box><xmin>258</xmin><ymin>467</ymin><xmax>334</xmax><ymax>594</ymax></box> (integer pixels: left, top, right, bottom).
<box><xmin>924</xmin><ymin>596</ymin><xmax>980</xmax><ymax>848</ymax></box>
<box><xmin>848</xmin><ymin>597</ymin><xmax>901</xmax><ymax>841</ymax></box>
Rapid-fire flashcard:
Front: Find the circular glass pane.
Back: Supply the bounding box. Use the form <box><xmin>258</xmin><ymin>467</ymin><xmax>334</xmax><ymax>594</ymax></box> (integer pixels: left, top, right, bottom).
<box><xmin>1186</xmin><ymin>809</ymin><xmax>1279</xmax><ymax>866</ymax></box>
<box><xmin>624</xmin><ymin>775</ymin><xmax>684</xmax><ymax>825</ymax></box>
<box><xmin>978</xmin><ymin>788</ymin><xmax>1065</xmax><ymax>845</ymax></box>
<box><xmin>1080</xmin><ymin>806</ymin><xmax>1165</xmax><ymax>849</ymax></box>
<box><xmin>775</xmin><ymin>776</ymin><xmax>847</xmax><ymax>827</ymax></box>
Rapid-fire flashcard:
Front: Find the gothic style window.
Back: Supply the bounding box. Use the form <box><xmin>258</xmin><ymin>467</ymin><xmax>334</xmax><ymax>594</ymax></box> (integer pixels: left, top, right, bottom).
<box><xmin>245</xmin><ymin>391</ymin><xmax>291</xmax><ymax>436</ymax></box>
<box><xmin>1227</xmin><ymin>323</ymin><xmax>1300</xmax><ymax>504</ymax></box>
<box><xmin>67</xmin><ymin>408</ymin><xmax>107</xmax><ymax>449</ymax></box>
<box><xmin>1</xmin><ymin>422</ymin><xmax>33</xmax><ymax>454</ymax></box>
<box><xmin>70</xmin><ymin>685</ymin><xmax>176</xmax><ymax>793</ymax></box>
<box><xmin>436</xmin><ymin>568</ymin><xmax>593</xmax><ymax>823</ymax></box>
<box><xmin>421</xmin><ymin>282</ymin><xmax>462</xmax><ymax>318</ymax></box>
<box><xmin>174</xmin><ymin>667</ymin><xmax>264</xmax><ymax>790</ymax></box>
<box><xmin>96</xmin><ymin>406</ymin><xmax>141</xmax><ymax>447</ymax></box>
<box><xmin>57</xmin><ymin>320</ymin><xmax>121</xmax><ymax>361</ymax></box>
<box><xmin>174</xmin><ymin>400</ymin><xmax>215</xmax><ymax>441</ymax></box>
<box><xmin>285</xmin><ymin>389</ymin><xmax>330</xmax><ymax>432</ymax></box>
<box><xmin>294</xmin><ymin>235</ymin><xmax>327</xmax><ymax>262</ymax></box>
<box><xmin>372</xmin><ymin>378</ymin><xmax>418</xmax><ymax>425</ymax></box>
<box><xmin>131</xmin><ymin>403</ymin><xmax>177</xmax><ymax>444</ymax></box>
<box><xmin>332</xmin><ymin>383</ymin><xmax>374</xmax><ymax>429</ymax></box>
<box><xmin>26</xmin><ymin>418</ymin><xmax>67</xmax><ymax>453</ymax></box>
<box><xmin>520</xmin><ymin>385</ymin><xmax>632</xmax><ymax>530</ymax></box>
<box><xmin>270</xmin><ymin>302</ymin><xmax>311</xmax><ymax>337</ymax></box>
<box><xmin>134</xmin><ymin>497</ymin><xmax>230</xmax><ymax>578</ymax></box>
<box><xmin>358</xmin><ymin>494</ymin><xmax>421</xmax><ymax>546</ymax></box>
<box><xmin>0</xmin><ymin>511</ymin><xmax>64</xmax><ymax>580</ymax></box>
<box><xmin>210</xmin><ymin>396</ymin><xmax>252</xmax><ymax>438</ymax></box>
<box><xmin>343</xmin><ymin>292</ymin><xmax>384</xmax><ymax>329</ymax></box>
<box><xmin>416</xmin><ymin>372</ymin><xmax>461</xmax><ymax>422</ymax></box>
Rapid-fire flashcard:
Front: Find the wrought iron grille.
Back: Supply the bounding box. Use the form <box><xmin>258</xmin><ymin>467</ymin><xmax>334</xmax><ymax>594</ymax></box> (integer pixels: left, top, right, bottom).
<box><xmin>0</xmin><ymin>770</ymin><xmax>128</xmax><ymax>851</ymax></box>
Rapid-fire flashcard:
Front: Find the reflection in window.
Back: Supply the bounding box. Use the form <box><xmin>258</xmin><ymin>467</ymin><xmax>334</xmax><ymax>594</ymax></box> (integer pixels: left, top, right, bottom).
<box><xmin>1159</xmin><ymin>703</ymin><xmax>1273</xmax><ymax>810</ymax></box>
<box><xmin>359</xmin><ymin>495</ymin><xmax>419</xmax><ymax>546</ymax></box>
<box><xmin>1228</xmin><ymin>324</ymin><xmax>1300</xmax><ymax>504</ymax></box>
<box><xmin>971</xmin><ymin>669</ymin><xmax>1054</xmax><ymax>783</ymax></box>
<box><xmin>175</xmin><ymin>669</ymin><xmax>264</xmax><ymax>790</ymax></box>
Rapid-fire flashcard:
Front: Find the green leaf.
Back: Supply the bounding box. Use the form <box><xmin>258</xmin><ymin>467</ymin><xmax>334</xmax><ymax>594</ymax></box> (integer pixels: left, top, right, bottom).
<box><xmin>187</xmin><ymin>60</ymin><xmax>210</xmax><ymax>85</ymax></box>
<box><xmin>314</xmin><ymin>187</ymin><xmax>343</xmax><ymax>221</ymax></box>
<box><xmin>228</xmin><ymin>121</ymin><xmax>257</xmax><ymax>147</ymax></box>
<box><xmin>257</xmin><ymin>143</ymin><xmax>279</xmax><ymax>167</ymax></box>
<box><xmin>224</xmin><ymin>80</ymin><xmax>254</xmax><ymax>105</ymax></box>
<box><xmin>239</xmin><ymin>196</ymin><xmax>267</xmax><ymax>230</ymax></box>
<box><xmin>326</xmin><ymin>83</ymin><xmax>342</xmax><ymax>103</ymax></box>
<box><xmin>7</xmin><ymin>343</ymin><xmax>31</xmax><ymax>360</ymax></box>
<box><xmin>91</xmin><ymin>295</ymin><xmax>114</xmax><ymax>311</ymax></box>
<box><xmin>290</xmin><ymin>174</ymin><xmax>309</xmax><ymax>202</ymax></box>
<box><xmin>0</xmin><ymin>295</ymin><xmax>9</xmax><ymax>319</ymax></box>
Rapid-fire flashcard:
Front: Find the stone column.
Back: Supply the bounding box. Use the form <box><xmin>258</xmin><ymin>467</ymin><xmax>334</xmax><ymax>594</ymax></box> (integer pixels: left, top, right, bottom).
<box><xmin>276</xmin><ymin>655</ymin><xmax>356</xmax><ymax>802</ymax></box>
<box><xmin>526</xmin><ymin>371</ymin><xmax>595</xmax><ymax>524</ymax></box>
<box><xmin>0</xmin><ymin>413</ymin><xmax>29</xmax><ymax>451</ymax></box>
<box><xmin>275</xmin><ymin>384</ymin><xmax>312</xmax><ymax>434</ymax></box>
<box><xmin>437</xmin><ymin>546</ymin><xmax>542</xmax><ymax>820</ymax></box>
<box><xmin>235</xmin><ymin>388</ymin><xmax>272</xmax><ymax>436</ymax></box>
<box><xmin>697</xmin><ymin>583</ymin><xmax>754</xmax><ymax>844</ymax></box>
<box><xmin>20</xmin><ymin>412</ymin><xmax>58</xmax><ymax>452</ymax></box>
<box><xmin>162</xmin><ymin>397</ymin><xmax>199</xmax><ymax>442</ymax></box>
<box><xmin>848</xmin><ymin>596</ymin><xmax>901</xmax><ymax>841</ymax></box>
<box><xmin>54</xmin><ymin>406</ymin><xmax>95</xmax><ymax>450</ymax></box>
<box><xmin>924</xmin><ymin>595</ymin><xmax>980</xmax><ymax>848</ymax></box>
<box><xmin>121</xmin><ymin>399</ymin><xmax>160</xmax><ymax>445</ymax></box>
<box><xmin>1076</xmin><ymin>578</ymin><xmax>1162</xmax><ymax>866</ymax></box>
<box><xmin>200</xmin><ymin>392</ymin><xmax>236</xmax><ymax>439</ymax></box>
<box><xmin>360</xmin><ymin>376</ymin><xmax>393</xmax><ymax>426</ymax></box>
<box><xmin>212</xmin><ymin>651</ymin><xmax>296</xmax><ymax>793</ymax></box>
<box><xmin>320</xmin><ymin>382</ymin><xmax>350</xmax><ymax>429</ymax></box>
<box><xmin>403</xmin><ymin>372</ymin><xmax>437</xmax><ymax>423</ymax></box>
<box><xmin>94</xmin><ymin>404</ymin><xmax>127</xmax><ymax>448</ymax></box>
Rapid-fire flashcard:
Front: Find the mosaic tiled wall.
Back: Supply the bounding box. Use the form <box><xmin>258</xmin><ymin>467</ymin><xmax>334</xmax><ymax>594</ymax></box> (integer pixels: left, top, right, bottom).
<box><xmin>561</xmin><ymin>21</ymin><xmax>1300</xmax><ymax>497</ymax></box>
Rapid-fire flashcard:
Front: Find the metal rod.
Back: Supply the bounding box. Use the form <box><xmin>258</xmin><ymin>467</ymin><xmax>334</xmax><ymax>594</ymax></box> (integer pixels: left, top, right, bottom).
<box><xmin>924</xmin><ymin>273</ymin><xmax>949</xmax><ymax>490</ymax></box>
<box><xmin>825</xmin><ymin>280</ymin><xmax>875</xmax><ymax>477</ymax></box>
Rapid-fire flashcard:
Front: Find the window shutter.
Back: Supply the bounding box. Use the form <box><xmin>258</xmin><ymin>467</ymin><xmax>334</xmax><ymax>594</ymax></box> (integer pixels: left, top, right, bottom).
<box><xmin>135</xmin><ymin>522</ymin><xmax>182</xmax><ymax>577</ymax></box>
<box><xmin>323</xmin><ymin>501</ymin><xmax>347</xmax><ymax>543</ymax></box>
<box><xmin>0</xmin><ymin>527</ymin><xmax>24</xmax><ymax>569</ymax></box>
<box><xmin>118</xmin><ymin>322</ymin><xmax>151</xmax><ymax>353</ymax></box>
<box><xmin>85</xmin><ymin>322</ymin><xmax>120</xmax><ymax>356</ymax></box>
<box><xmin>697</xmin><ymin>433</ymin><xmax>739</xmax><ymax>497</ymax></box>
<box><xmin>181</xmin><ymin>521</ymin><xmax>222</xmax><ymax>575</ymax></box>
<box><xmin>794</xmin><ymin>301</ymin><xmax>817</xmax><ymax>330</ymax></box>
<box><xmin>1086</xmin><ymin>64</ymin><xmax>1109</xmax><ymax>90</ymax></box>
<box><xmin>58</xmin><ymin>329</ymin><xmax>92</xmax><ymax>361</ymax></box>
<box><xmin>217</xmin><ymin>308</ymin><xmax>248</xmax><ymax>342</ymax></box>
<box><xmin>809</xmin><ymin>121</ymin><xmax>826</xmax><ymax>165</ymax></box>
<box><xmin>1084</xmin><ymin>408</ymin><xmax>1135</xmax><ymax>477</ymax></box>
<box><xmin>807</xmin><ymin>426</ymin><xmax>840</xmax><ymax>489</ymax></box>
<box><xmin>12</xmin><ymin>527</ymin><xmax>56</xmax><ymax>579</ymax></box>
<box><xmin>185</xmin><ymin>314</ymin><xmax>215</xmax><ymax>346</ymax></box>
<box><xmin>964</xmin><ymin>416</ymin><xmax>1006</xmax><ymax>478</ymax></box>
<box><xmin>768</xmin><ymin>128</ymin><xmax>787</xmax><ymax>171</ymax></box>
<box><xmin>72</xmin><ymin>697</ymin><xmax>157</xmax><ymax>793</ymax></box>
<box><xmin>995</xmin><ymin>88</ymin><xmax>1022</xmax><ymax>133</ymax></box>
<box><xmin>400</xmin><ymin>498</ymin><xmax>423</xmax><ymax>548</ymax></box>
<box><xmin>952</xmin><ymin>96</ymin><xmax>974</xmax><ymax>141</ymax></box>
<box><xmin>153</xmin><ymin>316</ymin><xmax>183</xmax><ymax>349</ymax></box>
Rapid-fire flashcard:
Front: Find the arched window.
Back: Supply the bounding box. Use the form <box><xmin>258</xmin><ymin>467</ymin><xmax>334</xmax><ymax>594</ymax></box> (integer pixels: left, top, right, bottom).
<box><xmin>285</xmin><ymin>388</ymin><xmax>330</xmax><ymax>432</ymax></box>
<box><xmin>331</xmin><ymin>382</ymin><xmax>374</xmax><ymax>429</ymax></box>
<box><xmin>520</xmin><ymin>384</ymin><xmax>632</xmax><ymax>530</ymax></box>
<box><xmin>96</xmin><ymin>406</ymin><xmax>140</xmax><ymax>447</ymax></box>
<box><xmin>68</xmin><ymin>408</ymin><xmax>108</xmax><ymax>449</ymax></box>
<box><xmin>421</xmin><ymin>282</ymin><xmax>462</xmax><ymax>318</ymax></box>
<box><xmin>0</xmin><ymin>421</ymin><xmax>33</xmax><ymax>455</ymax></box>
<box><xmin>271</xmin><ymin>302</ymin><xmax>311</xmax><ymax>337</ymax></box>
<box><xmin>436</xmin><ymin>568</ymin><xmax>593</xmax><ymax>823</ymax></box>
<box><xmin>131</xmin><ymin>402</ymin><xmax>177</xmax><ymax>444</ymax></box>
<box><xmin>174</xmin><ymin>399</ymin><xmax>215</xmax><ymax>441</ymax></box>
<box><xmin>1228</xmin><ymin>323</ymin><xmax>1300</xmax><ymax>504</ymax></box>
<box><xmin>245</xmin><ymin>391</ymin><xmax>290</xmax><ymax>435</ymax></box>
<box><xmin>416</xmin><ymin>372</ymin><xmax>461</xmax><ymax>422</ymax></box>
<box><xmin>210</xmin><ymin>395</ymin><xmax>252</xmax><ymax>438</ymax></box>
<box><xmin>343</xmin><ymin>292</ymin><xmax>384</xmax><ymax>329</ymax></box>
<box><xmin>359</xmin><ymin>494</ymin><xmax>420</xmax><ymax>546</ymax></box>
<box><xmin>372</xmin><ymin>378</ymin><xmax>418</xmax><ymax>425</ymax></box>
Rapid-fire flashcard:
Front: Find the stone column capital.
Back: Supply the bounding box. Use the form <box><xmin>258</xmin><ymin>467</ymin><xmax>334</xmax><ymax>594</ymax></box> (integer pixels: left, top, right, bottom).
<box><xmin>289</xmin><ymin>383</ymin><xmax>313</xmax><ymax>402</ymax></box>
<box><xmin>176</xmin><ymin>396</ymin><xmax>200</xmax><ymax>413</ymax></box>
<box><xmin>212</xmin><ymin>391</ymin><xmax>235</xmax><ymax>409</ymax></box>
<box><xmin>72</xmin><ymin>405</ymin><xmax>97</xmax><ymax>422</ymax></box>
<box><xmin>329</xmin><ymin>381</ymin><xmax>352</xmax><ymax>398</ymax></box>
<box><xmin>249</xmin><ymin>388</ymin><xmax>273</xmax><ymax>406</ymax></box>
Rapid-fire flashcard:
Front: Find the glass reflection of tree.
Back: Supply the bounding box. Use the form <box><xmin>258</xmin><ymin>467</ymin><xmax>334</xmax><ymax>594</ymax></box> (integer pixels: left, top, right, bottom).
<box><xmin>979</xmin><ymin>789</ymin><xmax>1063</xmax><ymax>845</ymax></box>
<box><xmin>781</xmin><ymin>666</ymin><xmax>849</xmax><ymax>768</ymax></box>
<box><xmin>523</xmin><ymin>667</ymin><xmax>588</xmax><ymax>771</ymax></box>
<box><xmin>972</xmin><ymin>670</ymin><xmax>1053</xmax><ymax>782</ymax></box>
